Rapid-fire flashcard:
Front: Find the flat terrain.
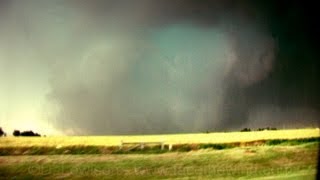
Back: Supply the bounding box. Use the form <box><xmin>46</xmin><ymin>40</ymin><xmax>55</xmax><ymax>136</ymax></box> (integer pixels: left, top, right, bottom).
<box><xmin>0</xmin><ymin>142</ymin><xmax>318</xmax><ymax>179</ymax></box>
<box><xmin>1</xmin><ymin>128</ymin><xmax>319</xmax><ymax>147</ymax></box>
<box><xmin>0</xmin><ymin>128</ymin><xmax>319</xmax><ymax>179</ymax></box>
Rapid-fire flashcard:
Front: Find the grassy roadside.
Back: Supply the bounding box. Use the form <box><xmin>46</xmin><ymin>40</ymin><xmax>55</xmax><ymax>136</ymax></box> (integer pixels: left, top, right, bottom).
<box><xmin>0</xmin><ymin>142</ymin><xmax>318</xmax><ymax>179</ymax></box>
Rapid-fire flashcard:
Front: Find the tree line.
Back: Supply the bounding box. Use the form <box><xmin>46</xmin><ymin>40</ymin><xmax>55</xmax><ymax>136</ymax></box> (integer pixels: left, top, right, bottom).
<box><xmin>0</xmin><ymin>127</ymin><xmax>41</xmax><ymax>137</ymax></box>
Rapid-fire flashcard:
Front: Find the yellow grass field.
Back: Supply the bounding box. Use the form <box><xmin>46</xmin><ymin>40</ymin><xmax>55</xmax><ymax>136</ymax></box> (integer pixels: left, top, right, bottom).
<box><xmin>1</xmin><ymin>128</ymin><xmax>319</xmax><ymax>147</ymax></box>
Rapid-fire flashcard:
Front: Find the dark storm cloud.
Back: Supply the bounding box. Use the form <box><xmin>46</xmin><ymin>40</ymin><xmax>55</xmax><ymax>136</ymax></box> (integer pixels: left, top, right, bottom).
<box><xmin>1</xmin><ymin>0</ymin><xmax>319</xmax><ymax>135</ymax></box>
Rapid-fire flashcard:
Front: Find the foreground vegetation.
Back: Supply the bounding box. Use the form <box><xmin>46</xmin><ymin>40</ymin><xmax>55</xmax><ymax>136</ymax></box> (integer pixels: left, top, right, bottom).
<box><xmin>0</xmin><ymin>128</ymin><xmax>318</xmax><ymax>179</ymax></box>
<box><xmin>0</xmin><ymin>142</ymin><xmax>318</xmax><ymax>179</ymax></box>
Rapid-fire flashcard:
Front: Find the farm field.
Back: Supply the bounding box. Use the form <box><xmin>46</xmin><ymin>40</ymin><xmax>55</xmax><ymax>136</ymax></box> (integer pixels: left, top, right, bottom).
<box><xmin>1</xmin><ymin>128</ymin><xmax>319</xmax><ymax>147</ymax></box>
<box><xmin>0</xmin><ymin>142</ymin><xmax>318</xmax><ymax>179</ymax></box>
<box><xmin>0</xmin><ymin>128</ymin><xmax>319</xmax><ymax>179</ymax></box>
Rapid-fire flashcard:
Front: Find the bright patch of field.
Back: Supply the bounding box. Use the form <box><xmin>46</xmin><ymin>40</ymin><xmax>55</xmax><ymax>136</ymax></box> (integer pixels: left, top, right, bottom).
<box><xmin>0</xmin><ymin>143</ymin><xmax>318</xmax><ymax>179</ymax></box>
<box><xmin>0</xmin><ymin>128</ymin><xmax>319</xmax><ymax>147</ymax></box>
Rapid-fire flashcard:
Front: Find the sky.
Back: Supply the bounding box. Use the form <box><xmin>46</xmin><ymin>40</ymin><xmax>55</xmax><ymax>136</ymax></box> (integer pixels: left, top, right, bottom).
<box><xmin>0</xmin><ymin>0</ymin><xmax>319</xmax><ymax>135</ymax></box>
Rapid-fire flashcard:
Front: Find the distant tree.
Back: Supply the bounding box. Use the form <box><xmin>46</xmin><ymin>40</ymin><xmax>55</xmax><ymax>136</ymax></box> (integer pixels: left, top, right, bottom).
<box><xmin>20</xmin><ymin>130</ymin><xmax>41</xmax><ymax>137</ymax></box>
<box><xmin>257</xmin><ymin>127</ymin><xmax>277</xmax><ymax>131</ymax></box>
<box><xmin>13</xmin><ymin>130</ymin><xmax>20</xmax><ymax>136</ymax></box>
<box><xmin>240</xmin><ymin>128</ymin><xmax>251</xmax><ymax>132</ymax></box>
<box><xmin>0</xmin><ymin>127</ymin><xmax>4</xmax><ymax>137</ymax></box>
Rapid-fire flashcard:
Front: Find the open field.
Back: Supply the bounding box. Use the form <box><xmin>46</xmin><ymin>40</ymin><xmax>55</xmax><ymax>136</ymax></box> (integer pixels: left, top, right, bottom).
<box><xmin>1</xmin><ymin>128</ymin><xmax>319</xmax><ymax>147</ymax></box>
<box><xmin>0</xmin><ymin>128</ymin><xmax>319</xmax><ymax>179</ymax></box>
<box><xmin>0</xmin><ymin>142</ymin><xmax>318</xmax><ymax>179</ymax></box>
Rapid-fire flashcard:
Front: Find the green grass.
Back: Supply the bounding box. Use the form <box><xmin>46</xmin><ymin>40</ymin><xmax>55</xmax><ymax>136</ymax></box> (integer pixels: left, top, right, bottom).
<box><xmin>199</xmin><ymin>143</ymin><xmax>235</xmax><ymax>150</ymax></box>
<box><xmin>0</xmin><ymin>142</ymin><xmax>318</xmax><ymax>179</ymax></box>
<box><xmin>265</xmin><ymin>137</ymin><xmax>320</xmax><ymax>146</ymax></box>
<box><xmin>0</xmin><ymin>129</ymin><xmax>319</xmax><ymax>179</ymax></box>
